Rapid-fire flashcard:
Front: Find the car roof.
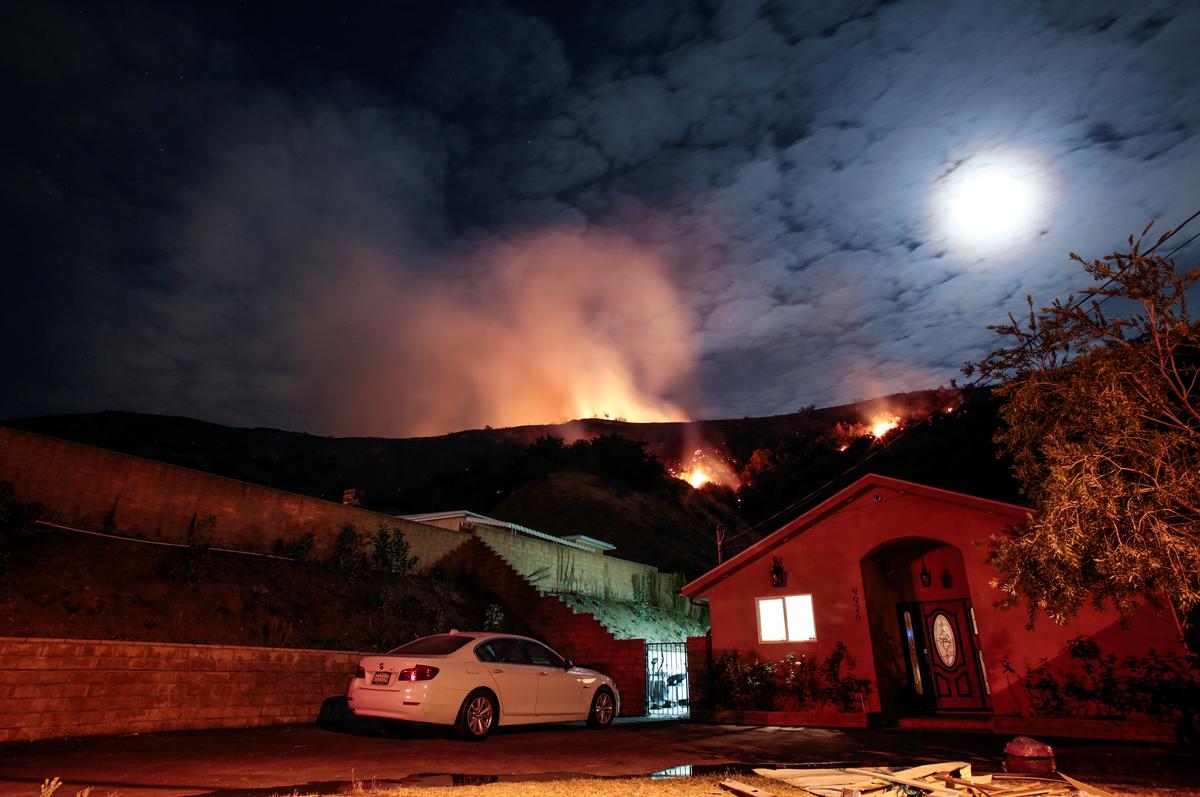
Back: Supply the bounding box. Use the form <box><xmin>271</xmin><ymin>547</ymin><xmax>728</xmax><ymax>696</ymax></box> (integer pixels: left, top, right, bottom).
<box><xmin>448</xmin><ymin>631</ymin><xmax>548</xmax><ymax>644</ymax></box>
<box><xmin>376</xmin><ymin>631</ymin><xmax>557</xmax><ymax>653</ymax></box>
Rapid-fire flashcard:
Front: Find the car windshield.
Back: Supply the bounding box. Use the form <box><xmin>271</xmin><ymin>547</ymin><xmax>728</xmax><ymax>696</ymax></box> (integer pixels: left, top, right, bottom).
<box><xmin>387</xmin><ymin>634</ymin><xmax>474</xmax><ymax>655</ymax></box>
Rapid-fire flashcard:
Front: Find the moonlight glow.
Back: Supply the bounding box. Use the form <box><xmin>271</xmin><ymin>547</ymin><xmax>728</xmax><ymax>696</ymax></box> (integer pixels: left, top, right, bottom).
<box><xmin>938</xmin><ymin>153</ymin><xmax>1046</xmax><ymax>251</ymax></box>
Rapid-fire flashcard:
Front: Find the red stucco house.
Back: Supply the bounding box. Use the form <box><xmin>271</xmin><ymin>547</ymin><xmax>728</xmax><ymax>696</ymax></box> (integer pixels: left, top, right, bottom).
<box><xmin>681</xmin><ymin>474</ymin><xmax>1186</xmax><ymax>723</ymax></box>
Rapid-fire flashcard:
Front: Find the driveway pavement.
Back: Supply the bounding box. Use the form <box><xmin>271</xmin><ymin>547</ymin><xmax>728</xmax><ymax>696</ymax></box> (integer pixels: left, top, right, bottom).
<box><xmin>0</xmin><ymin>717</ymin><xmax>1195</xmax><ymax>797</ymax></box>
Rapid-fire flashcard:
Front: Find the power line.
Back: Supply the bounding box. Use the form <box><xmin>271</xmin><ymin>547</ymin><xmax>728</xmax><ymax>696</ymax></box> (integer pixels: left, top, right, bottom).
<box><xmin>729</xmin><ymin>208</ymin><xmax>1200</xmax><ymax>547</ymax></box>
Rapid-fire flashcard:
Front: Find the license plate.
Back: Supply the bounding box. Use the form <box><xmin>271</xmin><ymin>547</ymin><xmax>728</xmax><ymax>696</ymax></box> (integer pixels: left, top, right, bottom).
<box><xmin>371</xmin><ymin>671</ymin><xmax>391</xmax><ymax>686</ymax></box>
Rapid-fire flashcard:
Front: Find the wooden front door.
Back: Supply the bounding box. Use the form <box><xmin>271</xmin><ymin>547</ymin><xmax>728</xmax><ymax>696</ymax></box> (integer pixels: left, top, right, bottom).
<box><xmin>920</xmin><ymin>599</ymin><xmax>988</xmax><ymax>710</ymax></box>
<box><xmin>899</xmin><ymin>599</ymin><xmax>989</xmax><ymax>712</ymax></box>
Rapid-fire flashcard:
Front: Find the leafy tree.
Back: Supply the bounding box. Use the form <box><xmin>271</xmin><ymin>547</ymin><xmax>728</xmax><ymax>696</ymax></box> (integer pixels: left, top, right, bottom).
<box><xmin>967</xmin><ymin>227</ymin><xmax>1200</xmax><ymax>622</ymax></box>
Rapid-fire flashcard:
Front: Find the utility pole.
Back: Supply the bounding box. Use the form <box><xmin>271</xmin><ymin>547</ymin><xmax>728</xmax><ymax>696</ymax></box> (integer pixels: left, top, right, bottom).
<box><xmin>714</xmin><ymin>524</ymin><xmax>727</xmax><ymax>564</ymax></box>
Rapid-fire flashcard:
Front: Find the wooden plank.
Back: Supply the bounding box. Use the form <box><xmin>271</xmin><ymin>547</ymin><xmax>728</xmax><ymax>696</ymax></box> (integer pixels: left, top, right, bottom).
<box><xmin>844</xmin><ymin>768</ymin><xmax>960</xmax><ymax>797</ymax></box>
<box><xmin>1058</xmin><ymin>774</ymin><xmax>1116</xmax><ymax>797</ymax></box>
<box><xmin>753</xmin><ymin>768</ymin><xmax>887</xmax><ymax>791</ymax></box>
<box><xmin>892</xmin><ymin>762</ymin><xmax>973</xmax><ymax>781</ymax></box>
<box><xmin>720</xmin><ymin>780</ymin><xmax>778</xmax><ymax>797</ymax></box>
<box><xmin>932</xmin><ymin>773</ymin><xmax>997</xmax><ymax>789</ymax></box>
<box><xmin>986</xmin><ymin>785</ymin><xmax>1072</xmax><ymax>797</ymax></box>
<box><xmin>984</xmin><ymin>782</ymin><xmax>1070</xmax><ymax>797</ymax></box>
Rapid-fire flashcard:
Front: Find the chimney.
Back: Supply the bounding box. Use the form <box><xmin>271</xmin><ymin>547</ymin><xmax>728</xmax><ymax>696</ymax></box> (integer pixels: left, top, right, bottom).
<box><xmin>342</xmin><ymin>488</ymin><xmax>364</xmax><ymax>507</ymax></box>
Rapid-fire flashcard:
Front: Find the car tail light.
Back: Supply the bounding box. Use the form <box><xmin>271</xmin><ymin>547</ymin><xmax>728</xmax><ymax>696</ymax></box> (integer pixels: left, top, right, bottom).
<box><xmin>398</xmin><ymin>665</ymin><xmax>439</xmax><ymax>681</ymax></box>
<box><xmin>355</xmin><ymin>665</ymin><xmax>366</xmax><ymax>679</ymax></box>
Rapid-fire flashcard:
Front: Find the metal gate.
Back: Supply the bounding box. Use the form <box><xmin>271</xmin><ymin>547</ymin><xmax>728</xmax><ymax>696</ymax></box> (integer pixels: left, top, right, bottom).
<box><xmin>645</xmin><ymin>642</ymin><xmax>689</xmax><ymax>717</ymax></box>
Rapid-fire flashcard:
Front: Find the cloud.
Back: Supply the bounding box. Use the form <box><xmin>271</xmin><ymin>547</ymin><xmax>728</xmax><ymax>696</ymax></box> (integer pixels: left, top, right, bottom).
<box><xmin>107</xmin><ymin>92</ymin><xmax>696</xmax><ymax>435</ymax></box>
<box><xmin>7</xmin><ymin>0</ymin><xmax>1200</xmax><ymax>435</ymax></box>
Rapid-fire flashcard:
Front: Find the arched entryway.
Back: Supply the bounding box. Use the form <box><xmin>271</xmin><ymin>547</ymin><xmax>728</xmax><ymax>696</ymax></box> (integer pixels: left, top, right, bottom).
<box><xmin>860</xmin><ymin>538</ymin><xmax>990</xmax><ymax>718</ymax></box>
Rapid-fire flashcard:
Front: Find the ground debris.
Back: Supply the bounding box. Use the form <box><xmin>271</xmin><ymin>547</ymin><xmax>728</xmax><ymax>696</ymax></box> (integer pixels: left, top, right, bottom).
<box><xmin>720</xmin><ymin>779</ymin><xmax>778</xmax><ymax>797</ymax></box>
<box><xmin>752</xmin><ymin>762</ymin><xmax>1092</xmax><ymax>797</ymax></box>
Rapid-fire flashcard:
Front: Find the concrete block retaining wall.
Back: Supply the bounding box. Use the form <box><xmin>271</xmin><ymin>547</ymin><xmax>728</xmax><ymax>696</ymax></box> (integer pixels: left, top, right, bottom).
<box><xmin>0</xmin><ymin>426</ymin><xmax>468</xmax><ymax>564</ymax></box>
<box><xmin>0</xmin><ymin>637</ymin><xmax>361</xmax><ymax>743</ymax></box>
<box><xmin>469</xmin><ymin>523</ymin><xmax>684</xmax><ymax>609</ymax></box>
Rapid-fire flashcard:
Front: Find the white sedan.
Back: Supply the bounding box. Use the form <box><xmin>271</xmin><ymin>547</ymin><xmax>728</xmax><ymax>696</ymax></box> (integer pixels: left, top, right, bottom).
<box><xmin>346</xmin><ymin>631</ymin><xmax>620</xmax><ymax>740</ymax></box>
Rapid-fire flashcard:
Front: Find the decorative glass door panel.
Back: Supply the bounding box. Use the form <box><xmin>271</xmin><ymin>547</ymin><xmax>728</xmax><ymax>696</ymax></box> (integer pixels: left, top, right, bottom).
<box><xmin>918</xmin><ymin>599</ymin><xmax>988</xmax><ymax>711</ymax></box>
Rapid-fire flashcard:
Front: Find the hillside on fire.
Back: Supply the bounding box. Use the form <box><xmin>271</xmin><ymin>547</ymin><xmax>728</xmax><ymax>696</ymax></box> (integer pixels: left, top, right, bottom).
<box><xmin>5</xmin><ymin>387</ymin><xmax>1021</xmax><ymax>575</ymax></box>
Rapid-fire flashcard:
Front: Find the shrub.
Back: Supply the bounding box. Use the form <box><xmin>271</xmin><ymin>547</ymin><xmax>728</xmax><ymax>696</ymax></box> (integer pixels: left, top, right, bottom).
<box><xmin>331</xmin><ymin>525</ymin><xmax>368</xmax><ymax>581</ymax></box>
<box><xmin>275</xmin><ymin>533</ymin><xmax>315</xmax><ymax>561</ymax></box>
<box><xmin>484</xmin><ymin>603</ymin><xmax>505</xmax><ymax>631</ymax></box>
<box><xmin>821</xmin><ymin>642</ymin><xmax>873</xmax><ymax>712</ymax></box>
<box><xmin>711</xmin><ymin>643</ymin><xmax>873</xmax><ymax>712</ymax></box>
<box><xmin>0</xmin><ymin>481</ymin><xmax>42</xmax><ymax>570</ymax></box>
<box><xmin>168</xmin><ymin>512</ymin><xmax>216</xmax><ymax>582</ymax></box>
<box><xmin>371</xmin><ymin>524</ymin><xmax>418</xmax><ymax>575</ymax></box>
<box><xmin>167</xmin><ymin>542</ymin><xmax>211</xmax><ymax>583</ymax></box>
<box><xmin>1008</xmin><ymin>636</ymin><xmax>1199</xmax><ymax>721</ymax></box>
<box><xmin>712</xmin><ymin>651</ymin><xmax>777</xmax><ymax>710</ymax></box>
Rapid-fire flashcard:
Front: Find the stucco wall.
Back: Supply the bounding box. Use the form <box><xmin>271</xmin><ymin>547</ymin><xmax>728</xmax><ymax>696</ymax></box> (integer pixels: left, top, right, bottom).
<box><xmin>0</xmin><ymin>426</ymin><xmax>468</xmax><ymax>564</ymax></box>
<box><xmin>695</xmin><ymin>480</ymin><xmax>1186</xmax><ymax>716</ymax></box>
<box><xmin>0</xmin><ymin>637</ymin><xmax>359</xmax><ymax>742</ymax></box>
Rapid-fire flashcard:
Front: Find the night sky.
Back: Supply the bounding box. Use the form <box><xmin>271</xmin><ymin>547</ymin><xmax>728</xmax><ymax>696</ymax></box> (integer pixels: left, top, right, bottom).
<box><xmin>4</xmin><ymin>1</ymin><xmax>1199</xmax><ymax>437</ymax></box>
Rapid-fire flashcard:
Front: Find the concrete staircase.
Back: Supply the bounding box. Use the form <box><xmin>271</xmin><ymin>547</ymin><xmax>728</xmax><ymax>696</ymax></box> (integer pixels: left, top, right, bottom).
<box><xmin>434</xmin><ymin>536</ymin><xmax>646</xmax><ymax>716</ymax></box>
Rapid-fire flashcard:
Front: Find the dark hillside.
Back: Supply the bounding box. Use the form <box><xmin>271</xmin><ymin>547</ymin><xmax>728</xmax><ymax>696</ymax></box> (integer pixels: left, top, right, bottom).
<box><xmin>5</xmin><ymin>388</ymin><xmax>1022</xmax><ymax>575</ymax></box>
<box><xmin>735</xmin><ymin>388</ymin><xmax>1023</xmax><ymax>533</ymax></box>
<box><xmin>5</xmin><ymin>389</ymin><xmax>971</xmax><ymax>504</ymax></box>
<box><xmin>491</xmin><ymin>470</ymin><xmax>740</xmax><ymax>575</ymax></box>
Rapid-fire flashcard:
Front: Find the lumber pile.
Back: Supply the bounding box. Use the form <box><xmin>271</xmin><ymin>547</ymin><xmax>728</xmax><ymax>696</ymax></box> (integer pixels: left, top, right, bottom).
<box><xmin>744</xmin><ymin>762</ymin><xmax>1104</xmax><ymax>797</ymax></box>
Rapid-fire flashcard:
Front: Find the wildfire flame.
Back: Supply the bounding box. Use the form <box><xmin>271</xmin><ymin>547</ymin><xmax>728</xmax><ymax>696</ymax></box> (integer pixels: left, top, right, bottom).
<box><xmin>672</xmin><ymin>448</ymin><xmax>739</xmax><ymax>490</ymax></box>
<box><xmin>869</xmin><ymin>413</ymin><xmax>900</xmax><ymax>438</ymax></box>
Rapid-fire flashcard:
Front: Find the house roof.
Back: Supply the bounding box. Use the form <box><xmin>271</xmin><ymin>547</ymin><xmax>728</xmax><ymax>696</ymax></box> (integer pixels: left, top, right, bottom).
<box><xmin>680</xmin><ymin>474</ymin><xmax>1030</xmax><ymax>599</ymax></box>
<box><xmin>561</xmin><ymin>534</ymin><xmax>617</xmax><ymax>552</ymax></box>
<box><xmin>397</xmin><ymin>510</ymin><xmax>601</xmax><ymax>553</ymax></box>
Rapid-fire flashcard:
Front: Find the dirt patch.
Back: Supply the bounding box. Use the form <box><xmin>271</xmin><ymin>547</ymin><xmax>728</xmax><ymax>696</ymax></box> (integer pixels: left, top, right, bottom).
<box><xmin>0</xmin><ymin>528</ymin><xmax>508</xmax><ymax>650</ymax></box>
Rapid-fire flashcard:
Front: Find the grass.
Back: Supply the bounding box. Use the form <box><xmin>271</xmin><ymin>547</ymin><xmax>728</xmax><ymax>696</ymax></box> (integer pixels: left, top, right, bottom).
<box><xmin>288</xmin><ymin>773</ymin><xmax>1200</xmax><ymax>797</ymax></box>
<box><xmin>323</xmin><ymin>774</ymin><xmax>787</xmax><ymax>797</ymax></box>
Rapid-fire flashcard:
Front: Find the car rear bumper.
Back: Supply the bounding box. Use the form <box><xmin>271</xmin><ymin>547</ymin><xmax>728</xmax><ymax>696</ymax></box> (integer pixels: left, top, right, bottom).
<box><xmin>347</xmin><ymin>680</ymin><xmax>464</xmax><ymax>726</ymax></box>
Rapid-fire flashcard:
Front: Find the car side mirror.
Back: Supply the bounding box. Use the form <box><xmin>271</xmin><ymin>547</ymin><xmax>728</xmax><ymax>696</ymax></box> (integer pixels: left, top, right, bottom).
<box><xmin>562</xmin><ymin>659</ymin><xmax>574</xmax><ymax>670</ymax></box>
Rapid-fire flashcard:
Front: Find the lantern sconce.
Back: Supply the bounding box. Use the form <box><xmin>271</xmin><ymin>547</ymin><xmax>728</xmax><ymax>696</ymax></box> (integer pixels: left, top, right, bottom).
<box><xmin>769</xmin><ymin>556</ymin><xmax>788</xmax><ymax>588</ymax></box>
<box><xmin>941</xmin><ymin>568</ymin><xmax>953</xmax><ymax>589</ymax></box>
<box><xmin>919</xmin><ymin>556</ymin><xmax>932</xmax><ymax>588</ymax></box>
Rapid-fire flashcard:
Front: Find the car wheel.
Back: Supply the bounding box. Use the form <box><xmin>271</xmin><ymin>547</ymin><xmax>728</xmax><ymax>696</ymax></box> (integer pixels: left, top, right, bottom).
<box><xmin>586</xmin><ymin>687</ymin><xmax>616</xmax><ymax>728</ymax></box>
<box><xmin>455</xmin><ymin>689</ymin><xmax>498</xmax><ymax>741</ymax></box>
<box><xmin>378</xmin><ymin>719</ymin><xmax>410</xmax><ymax>735</ymax></box>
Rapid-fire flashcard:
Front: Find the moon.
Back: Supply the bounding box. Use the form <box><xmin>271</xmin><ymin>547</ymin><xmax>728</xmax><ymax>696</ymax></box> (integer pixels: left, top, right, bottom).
<box><xmin>938</xmin><ymin>152</ymin><xmax>1047</xmax><ymax>251</ymax></box>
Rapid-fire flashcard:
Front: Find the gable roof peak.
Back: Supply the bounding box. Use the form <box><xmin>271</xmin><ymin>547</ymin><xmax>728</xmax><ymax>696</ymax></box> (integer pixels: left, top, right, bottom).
<box><xmin>680</xmin><ymin>473</ymin><xmax>1029</xmax><ymax>599</ymax></box>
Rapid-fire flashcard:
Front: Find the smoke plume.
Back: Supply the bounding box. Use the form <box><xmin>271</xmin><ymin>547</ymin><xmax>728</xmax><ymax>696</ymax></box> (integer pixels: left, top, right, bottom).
<box><xmin>301</xmin><ymin>231</ymin><xmax>697</xmax><ymax>436</ymax></box>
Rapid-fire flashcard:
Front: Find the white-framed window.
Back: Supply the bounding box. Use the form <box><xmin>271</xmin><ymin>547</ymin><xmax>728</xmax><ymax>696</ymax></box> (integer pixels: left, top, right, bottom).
<box><xmin>756</xmin><ymin>594</ymin><xmax>816</xmax><ymax>642</ymax></box>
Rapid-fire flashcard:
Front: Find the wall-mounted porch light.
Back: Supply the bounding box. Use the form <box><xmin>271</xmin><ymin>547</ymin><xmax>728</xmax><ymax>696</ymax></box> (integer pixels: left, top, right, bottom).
<box><xmin>769</xmin><ymin>556</ymin><xmax>788</xmax><ymax>588</ymax></box>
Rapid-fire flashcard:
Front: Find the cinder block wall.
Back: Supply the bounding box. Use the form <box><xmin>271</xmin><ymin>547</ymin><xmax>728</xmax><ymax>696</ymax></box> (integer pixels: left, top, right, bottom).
<box><xmin>0</xmin><ymin>637</ymin><xmax>361</xmax><ymax>742</ymax></box>
<box><xmin>0</xmin><ymin>427</ymin><xmax>466</xmax><ymax>564</ymax></box>
<box><xmin>470</xmin><ymin>523</ymin><xmax>682</xmax><ymax>607</ymax></box>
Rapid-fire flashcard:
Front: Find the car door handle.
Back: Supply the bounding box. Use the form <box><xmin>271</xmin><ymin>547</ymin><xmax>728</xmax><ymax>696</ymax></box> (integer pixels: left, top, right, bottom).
<box><xmin>538</xmin><ymin>671</ymin><xmax>548</xmax><ymax>676</ymax></box>
<box><xmin>493</xmin><ymin>668</ymin><xmax>504</xmax><ymax>673</ymax></box>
